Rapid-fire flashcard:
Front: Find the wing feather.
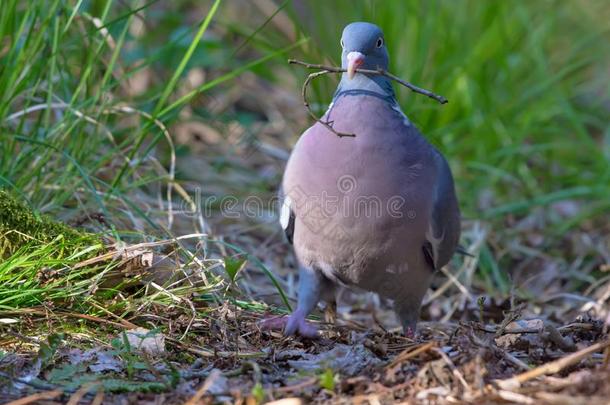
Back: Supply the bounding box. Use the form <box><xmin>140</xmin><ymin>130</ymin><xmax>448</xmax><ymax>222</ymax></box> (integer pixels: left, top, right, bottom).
<box><xmin>278</xmin><ymin>187</ymin><xmax>295</xmax><ymax>244</ymax></box>
<box><xmin>422</xmin><ymin>152</ymin><xmax>461</xmax><ymax>270</ymax></box>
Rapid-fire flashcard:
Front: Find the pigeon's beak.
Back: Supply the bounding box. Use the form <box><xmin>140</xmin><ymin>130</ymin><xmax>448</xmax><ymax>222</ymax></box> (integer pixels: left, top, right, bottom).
<box><xmin>347</xmin><ymin>51</ymin><xmax>365</xmax><ymax>80</ymax></box>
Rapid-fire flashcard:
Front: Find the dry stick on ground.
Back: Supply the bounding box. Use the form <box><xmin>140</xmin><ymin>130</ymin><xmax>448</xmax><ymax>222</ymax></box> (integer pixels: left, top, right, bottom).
<box><xmin>4</xmin><ymin>389</ymin><xmax>63</xmax><ymax>405</ymax></box>
<box><xmin>467</xmin><ymin>329</ymin><xmax>531</xmax><ymax>372</ymax></box>
<box><xmin>289</xmin><ymin>59</ymin><xmax>448</xmax><ymax>138</ymax></box>
<box><xmin>388</xmin><ymin>341</ymin><xmax>437</xmax><ymax>369</ymax></box>
<box><xmin>0</xmin><ymin>308</ymin><xmax>135</xmax><ymax>329</ymax></box>
<box><xmin>477</xmin><ymin>322</ymin><xmax>598</xmax><ymax>336</ymax></box>
<box><xmin>434</xmin><ymin>348</ymin><xmax>471</xmax><ymax>392</ymax></box>
<box><xmin>184</xmin><ymin>369</ymin><xmax>223</xmax><ymax>405</ymax></box>
<box><xmin>496</xmin><ymin>339</ymin><xmax>610</xmax><ymax>390</ymax></box>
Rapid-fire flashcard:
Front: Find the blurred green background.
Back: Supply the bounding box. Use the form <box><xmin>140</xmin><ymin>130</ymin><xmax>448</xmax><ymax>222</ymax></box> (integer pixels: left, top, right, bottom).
<box><xmin>1</xmin><ymin>0</ymin><xmax>609</xmax><ymax>310</ymax></box>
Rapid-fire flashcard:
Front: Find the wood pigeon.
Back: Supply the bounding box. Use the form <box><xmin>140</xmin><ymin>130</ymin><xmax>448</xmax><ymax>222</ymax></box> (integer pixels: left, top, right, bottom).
<box><xmin>276</xmin><ymin>22</ymin><xmax>460</xmax><ymax>337</ymax></box>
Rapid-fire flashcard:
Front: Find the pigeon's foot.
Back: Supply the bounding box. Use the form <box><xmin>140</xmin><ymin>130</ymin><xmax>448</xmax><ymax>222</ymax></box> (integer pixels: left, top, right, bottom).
<box><xmin>324</xmin><ymin>301</ymin><xmax>337</xmax><ymax>324</ymax></box>
<box><xmin>259</xmin><ymin>314</ymin><xmax>319</xmax><ymax>338</ymax></box>
<box><xmin>404</xmin><ymin>326</ymin><xmax>416</xmax><ymax>339</ymax></box>
<box><xmin>285</xmin><ymin>313</ymin><xmax>319</xmax><ymax>338</ymax></box>
<box><xmin>401</xmin><ymin>319</ymin><xmax>417</xmax><ymax>339</ymax></box>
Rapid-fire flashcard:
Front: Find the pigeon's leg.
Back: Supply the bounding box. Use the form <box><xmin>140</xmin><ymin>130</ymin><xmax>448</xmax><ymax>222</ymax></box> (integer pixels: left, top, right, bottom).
<box><xmin>393</xmin><ymin>295</ymin><xmax>424</xmax><ymax>338</ymax></box>
<box><xmin>322</xmin><ymin>281</ymin><xmax>337</xmax><ymax>324</ymax></box>
<box><xmin>284</xmin><ymin>265</ymin><xmax>326</xmax><ymax>337</ymax></box>
<box><xmin>259</xmin><ymin>266</ymin><xmax>336</xmax><ymax>337</ymax></box>
<box><xmin>323</xmin><ymin>299</ymin><xmax>337</xmax><ymax>324</ymax></box>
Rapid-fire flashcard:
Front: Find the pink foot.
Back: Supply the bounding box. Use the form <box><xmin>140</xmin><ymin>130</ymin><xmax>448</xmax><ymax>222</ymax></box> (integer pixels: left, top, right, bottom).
<box><xmin>260</xmin><ymin>314</ymin><xmax>319</xmax><ymax>338</ymax></box>
<box><xmin>404</xmin><ymin>326</ymin><xmax>416</xmax><ymax>339</ymax></box>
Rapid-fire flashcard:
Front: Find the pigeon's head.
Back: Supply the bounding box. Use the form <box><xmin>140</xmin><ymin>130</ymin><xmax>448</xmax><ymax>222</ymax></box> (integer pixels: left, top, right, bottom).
<box><xmin>340</xmin><ymin>22</ymin><xmax>388</xmax><ymax>80</ymax></box>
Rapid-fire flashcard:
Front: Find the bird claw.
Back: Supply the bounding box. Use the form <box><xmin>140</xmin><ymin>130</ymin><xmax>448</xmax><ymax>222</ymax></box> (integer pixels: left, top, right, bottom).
<box><xmin>259</xmin><ymin>314</ymin><xmax>319</xmax><ymax>338</ymax></box>
<box><xmin>259</xmin><ymin>315</ymin><xmax>289</xmax><ymax>331</ymax></box>
<box><xmin>324</xmin><ymin>302</ymin><xmax>337</xmax><ymax>324</ymax></box>
<box><xmin>402</xmin><ymin>321</ymin><xmax>418</xmax><ymax>339</ymax></box>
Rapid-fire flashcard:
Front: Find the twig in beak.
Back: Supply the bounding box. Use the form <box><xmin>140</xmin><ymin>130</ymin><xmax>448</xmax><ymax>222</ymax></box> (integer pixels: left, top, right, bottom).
<box><xmin>289</xmin><ymin>58</ymin><xmax>448</xmax><ymax>138</ymax></box>
<box><xmin>302</xmin><ymin>70</ymin><xmax>356</xmax><ymax>138</ymax></box>
<box><xmin>289</xmin><ymin>59</ymin><xmax>448</xmax><ymax>104</ymax></box>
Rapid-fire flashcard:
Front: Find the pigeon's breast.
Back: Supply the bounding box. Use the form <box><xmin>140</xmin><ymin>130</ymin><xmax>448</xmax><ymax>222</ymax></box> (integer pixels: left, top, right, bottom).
<box><xmin>283</xmin><ymin>95</ymin><xmax>437</xmax><ymax>287</ymax></box>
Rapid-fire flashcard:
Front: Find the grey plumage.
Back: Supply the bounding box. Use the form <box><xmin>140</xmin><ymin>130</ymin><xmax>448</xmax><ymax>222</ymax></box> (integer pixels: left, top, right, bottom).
<box><xmin>278</xmin><ymin>22</ymin><xmax>460</xmax><ymax>336</ymax></box>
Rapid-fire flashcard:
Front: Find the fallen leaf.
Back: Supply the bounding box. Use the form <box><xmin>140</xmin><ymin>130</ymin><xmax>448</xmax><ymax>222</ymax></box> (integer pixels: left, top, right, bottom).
<box><xmin>124</xmin><ymin>327</ymin><xmax>165</xmax><ymax>356</ymax></box>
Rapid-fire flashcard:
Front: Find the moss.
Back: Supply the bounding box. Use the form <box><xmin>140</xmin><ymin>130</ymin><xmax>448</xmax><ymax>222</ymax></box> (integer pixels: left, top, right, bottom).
<box><xmin>0</xmin><ymin>189</ymin><xmax>101</xmax><ymax>258</ymax></box>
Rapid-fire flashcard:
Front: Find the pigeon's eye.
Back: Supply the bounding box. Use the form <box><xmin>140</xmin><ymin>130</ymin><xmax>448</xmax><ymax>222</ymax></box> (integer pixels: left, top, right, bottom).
<box><xmin>376</xmin><ymin>37</ymin><xmax>384</xmax><ymax>48</ymax></box>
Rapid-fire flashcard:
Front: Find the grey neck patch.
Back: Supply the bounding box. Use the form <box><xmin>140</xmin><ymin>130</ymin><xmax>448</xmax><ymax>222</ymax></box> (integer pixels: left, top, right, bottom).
<box><xmin>326</xmin><ymin>73</ymin><xmax>411</xmax><ymax>128</ymax></box>
<box><xmin>333</xmin><ymin>73</ymin><xmax>396</xmax><ymax>104</ymax></box>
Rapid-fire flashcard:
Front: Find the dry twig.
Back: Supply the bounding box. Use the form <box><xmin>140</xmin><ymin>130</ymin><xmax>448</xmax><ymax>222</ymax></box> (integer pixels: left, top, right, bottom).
<box><xmin>542</xmin><ymin>324</ymin><xmax>577</xmax><ymax>352</ymax></box>
<box><xmin>184</xmin><ymin>369</ymin><xmax>223</xmax><ymax>405</ymax></box>
<box><xmin>272</xmin><ymin>377</ymin><xmax>318</xmax><ymax>394</ymax></box>
<box><xmin>496</xmin><ymin>339</ymin><xmax>610</xmax><ymax>389</ymax></box>
<box><xmin>4</xmin><ymin>389</ymin><xmax>63</xmax><ymax>405</ymax></box>
<box><xmin>289</xmin><ymin>59</ymin><xmax>448</xmax><ymax>138</ymax></box>
<box><xmin>434</xmin><ymin>348</ymin><xmax>471</xmax><ymax>392</ymax></box>
<box><xmin>467</xmin><ymin>328</ymin><xmax>531</xmax><ymax>372</ymax></box>
<box><xmin>388</xmin><ymin>341</ymin><xmax>436</xmax><ymax>369</ymax></box>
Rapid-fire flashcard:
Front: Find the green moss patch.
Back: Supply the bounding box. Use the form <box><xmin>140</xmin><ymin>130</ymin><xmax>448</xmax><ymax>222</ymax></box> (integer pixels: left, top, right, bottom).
<box><xmin>0</xmin><ymin>189</ymin><xmax>101</xmax><ymax>259</ymax></box>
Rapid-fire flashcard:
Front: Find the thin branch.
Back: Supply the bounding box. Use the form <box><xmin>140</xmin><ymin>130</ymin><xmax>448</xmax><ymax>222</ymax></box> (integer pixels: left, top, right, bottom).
<box><xmin>289</xmin><ymin>59</ymin><xmax>448</xmax><ymax>138</ymax></box>
<box><xmin>302</xmin><ymin>70</ymin><xmax>355</xmax><ymax>138</ymax></box>
<box><xmin>434</xmin><ymin>347</ymin><xmax>471</xmax><ymax>392</ymax></box>
<box><xmin>289</xmin><ymin>59</ymin><xmax>344</xmax><ymax>72</ymax></box>
<box><xmin>377</xmin><ymin>69</ymin><xmax>448</xmax><ymax>104</ymax></box>
<box><xmin>496</xmin><ymin>339</ymin><xmax>610</xmax><ymax>390</ymax></box>
<box><xmin>289</xmin><ymin>59</ymin><xmax>448</xmax><ymax>103</ymax></box>
<box><xmin>387</xmin><ymin>341</ymin><xmax>437</xmax><ymax>369</ymax></box>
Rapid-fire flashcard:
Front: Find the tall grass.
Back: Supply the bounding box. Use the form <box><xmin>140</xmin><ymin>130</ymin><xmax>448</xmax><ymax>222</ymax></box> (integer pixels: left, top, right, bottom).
<box><xmin>0</xmin><ymin>0</ymin><xmax>299</xmax><ymax>227</ymax></box>
<box><xmin>0</xmin><ymin>0</ymin><xmax>298</xmax><ymax>312</ymax></box>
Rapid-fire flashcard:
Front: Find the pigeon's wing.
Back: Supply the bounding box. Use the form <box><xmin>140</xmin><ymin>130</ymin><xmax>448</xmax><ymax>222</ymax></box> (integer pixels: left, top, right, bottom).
<box><xmin>278</xmin><ymin>186</ymin><xmax>295</xmax><ymax>244</ymax></box>
<box><xmin>422</xmin><ymin>151</ymin><xmax>461</xmax><ymax>270</ymax></box>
